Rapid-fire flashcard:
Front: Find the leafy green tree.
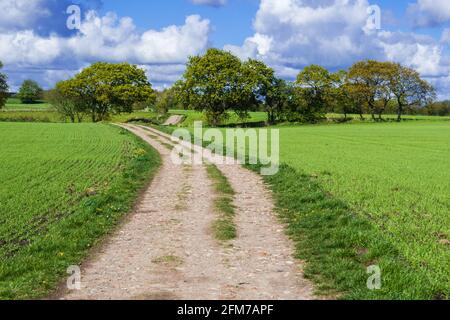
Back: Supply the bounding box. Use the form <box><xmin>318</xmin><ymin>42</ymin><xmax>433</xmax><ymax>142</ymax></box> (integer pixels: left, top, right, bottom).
<box><xmin>17</xmin><ymin>79</ymin><xmax>43</xmax><ymax>103</ymax></box>
<box><xmin>329</xmin><ymin>70</ymin><xmax>359</xmax><ymax>120</ymax></box>
<box><xmin>241</xmin><ymin>59</ymin><xmax>301</xmax><ymax>125</ymax></box>
<box><xmin>46</xmin><ymin>84</ymin><xmax>85</xmax><ymax>123</ymax></box>
<box><xmin>155</xmin><ymin>86</ymin><xmax>182</xmax><ymax>115</ymax></box>
<box><xmin>296</xmin><ymin>65</ymin><xmax>333</xmax><ymax>122</ymax></box>
<box><xmin>386</xmin><ymin>63</ymin><xmax>436</xmax><ymax>121</ymax></box>
<box><xmin>348</xmin><ymin>60</ymin><xmax>391</xmax><ymax>121</ymax></box>
<box><xmin>0</xmin><ymin>62</ymin><xmax>8</xmax><ymax>109</ymax></box>
<box><xmin>178</xmin><ymin>48</ymin><xmax>252</xmax><ymax>126</ymax></box>
<box><xmin>57</xmin><ymin>62</ymin><xmax>155</xmax><ymax>122</ymax></box>
<box><xmin>346</xmin><ymin>82</ymin><xmax>369</xmax><ymax>120</ymax></box>
<box><xmin>241</xmin><ymin>59</ymin><xmax>277</xmax><ymax>121</ymax></box>
<box><xmin>266</xmin><ymin>79</ymin><xmax>298</xmax><ymax>123</ymax></box>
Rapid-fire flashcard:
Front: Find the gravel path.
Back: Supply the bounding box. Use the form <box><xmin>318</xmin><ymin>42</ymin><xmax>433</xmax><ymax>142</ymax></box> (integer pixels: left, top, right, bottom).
<box><xmin>61</xmin><ymin>124</ymin><xmax>314</xmax><ymax>300</ymax></box>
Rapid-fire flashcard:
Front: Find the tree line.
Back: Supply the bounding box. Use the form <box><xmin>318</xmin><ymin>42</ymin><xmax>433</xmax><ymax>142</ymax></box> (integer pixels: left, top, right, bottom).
<box><xmin>172</xmin><ymin>49</ymin><xmax>436</xmax><ymax>125</ymax></box>
<box><xmin>0</xmin><ymin>54</ymin><xmax>440</xmax><ymax>124</ymax></box>
<box><xmin>0</xmin><ymin>61</ymin><xmax>155</xmax><ymax>121</ymax></box>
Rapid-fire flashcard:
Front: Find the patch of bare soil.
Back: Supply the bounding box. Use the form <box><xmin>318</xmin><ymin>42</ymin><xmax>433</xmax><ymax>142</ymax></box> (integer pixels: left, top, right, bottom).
<box><xmin>163</xmin><ymin>115</ymin><xmax>185</xmax><ymax>126</ymax></box>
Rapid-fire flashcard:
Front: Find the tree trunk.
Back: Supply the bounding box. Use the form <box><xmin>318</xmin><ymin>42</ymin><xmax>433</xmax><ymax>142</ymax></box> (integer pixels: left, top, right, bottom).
<box><xmin>397</xmin><ymin>101</ymin><xmax>403</xmax><ymax>122</ymax></box>
<box><xmin>267</xmin><ymin>110</ymin><xmax>275</xmax><ymax>125</ymax></box>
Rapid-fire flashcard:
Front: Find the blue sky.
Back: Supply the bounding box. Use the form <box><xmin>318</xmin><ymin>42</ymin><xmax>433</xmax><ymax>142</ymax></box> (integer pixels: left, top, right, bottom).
<box><xmin>1</xmin><ymin>0</ymin><xmax>450</xmax><ymax>98</ymax></box>
<box><xmin>99</xmin><ymin>0</ymin><xmax>448</xmax><ymax>43</ymax></box>
<box><xmin>100</xmin><ymin>0</ymin><xmax>260</xmax><ymax>48</ymax></box>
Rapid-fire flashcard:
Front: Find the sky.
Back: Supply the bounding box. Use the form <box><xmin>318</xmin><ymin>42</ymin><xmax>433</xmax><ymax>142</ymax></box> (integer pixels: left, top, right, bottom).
<box><xmin>1</xmin><ymin>0</ymin><xmax>450</xmax><ymax>98</ymax></box>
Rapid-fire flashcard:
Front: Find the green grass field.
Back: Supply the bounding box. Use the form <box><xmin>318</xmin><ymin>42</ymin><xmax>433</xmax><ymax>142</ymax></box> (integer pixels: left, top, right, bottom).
<box><xmin>3</xmin><ymin>98</ymin><xmax>53</xmax><ymax>111</ymax></box>
<box><xmin>168</xmin><ymin>110</ymin><xmax>450</xmax><ymax>127</ymax></box>
<box><xmin>0</xmin><ymin>123</ymin><xmax>160</xmax><ymax>299</ymax></box>
<box><xmin>267</xmin><ymin>122</ymin><xmax>450</xmax><ymax>299</ymax></box>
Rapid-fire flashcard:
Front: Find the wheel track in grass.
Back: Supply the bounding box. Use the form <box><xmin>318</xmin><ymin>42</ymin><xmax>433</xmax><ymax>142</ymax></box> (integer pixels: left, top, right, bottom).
<box><xmin>61</xmin><ymin>124</ymin><xmax>314</xmax><ymax>300</ymax></box>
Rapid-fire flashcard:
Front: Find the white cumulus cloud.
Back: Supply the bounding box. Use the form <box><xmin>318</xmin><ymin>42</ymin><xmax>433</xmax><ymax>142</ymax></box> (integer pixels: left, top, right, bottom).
<box><xmin>224</xmin><ymin>0</ymin><xmax>450</xmax><ymax>98</ymax></box>
<box><xmin>409</xmin><ymin>0</ymin><xmax>450</xmax><ymax>27</ymax></box>
<box><xmin>0</xmin><ymin>10</ymin><xmax>211</xmax><ymax>90</ymax></box>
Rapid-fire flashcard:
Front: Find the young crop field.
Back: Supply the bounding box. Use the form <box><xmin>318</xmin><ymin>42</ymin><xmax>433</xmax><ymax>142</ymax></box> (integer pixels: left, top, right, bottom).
<box><xmin>0</xmin><ymin>123</ymin><xmax>160</xmax><ymax>299</ymax></box>
<box><xmin>269</xmin><ymin>122</ymin><xmax>450</xmax><ymax>299</ymax></box>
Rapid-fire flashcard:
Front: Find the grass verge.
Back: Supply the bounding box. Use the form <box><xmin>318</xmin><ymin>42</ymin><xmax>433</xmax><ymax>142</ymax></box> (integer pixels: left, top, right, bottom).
<box><xmin>206</xmin><ymin>164</ymin><xmax>237</xmax><ymax>242</ymax></box>
<box><xmin>245</xmin><ymin>162</ymin><xmax>445</xmax><ymax>300</ymax></box>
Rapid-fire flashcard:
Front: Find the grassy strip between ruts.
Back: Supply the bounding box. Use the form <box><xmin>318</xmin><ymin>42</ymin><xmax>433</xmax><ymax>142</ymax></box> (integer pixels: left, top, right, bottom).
<box><xmin>245</xmin><ymin>162</ymin><xmax>444</xmax><ymax>300</ymax></box>
<box><xmin>0</xmin><ymin>125</ymin><xmax>161</xmax><ymax>300</ymax></box>
<box><xmin>206</xmin><ymin>164</ymin><xmax>237</xmax><ymax>242</ymax></box>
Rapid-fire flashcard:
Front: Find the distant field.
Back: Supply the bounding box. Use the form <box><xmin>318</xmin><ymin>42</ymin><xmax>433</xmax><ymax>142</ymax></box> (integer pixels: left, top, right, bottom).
<box><xmin>0</xmin><ymin>110</ymin><xmax>157</xmax><ymax>123</ymax></box>
<box><xmin>3</xmin><ymin>98</ymin><xmax>53</xmax><ymax>111</ymax></box>
<box><xmin>0</xmin><ymin>123</ymin><xmax>160</xmax><ymax>299</ymax></box>
<box><xmin>169</xmin><ymin>110</ymin><xmax>450</xmax><ymax>127</ymax></box>
<box><xmin>327</xmin><ymin>113</ymin><xmax>450</xmax><ymax>122</ymax></box>
<box><xmin>169</xmin><ymin>110</ymin><xmax>268</xmax><ymax>127</ymax></box>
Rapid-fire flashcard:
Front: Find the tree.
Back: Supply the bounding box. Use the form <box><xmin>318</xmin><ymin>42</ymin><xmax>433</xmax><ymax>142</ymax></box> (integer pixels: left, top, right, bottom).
<box><xmin>155</xmin><ymin>86</ymin><xmax>182</xmax><ymax>115</ymax></box>
<box><xmin>296</xmin><ymin>65</ymin><xmax>333</xmax><ymax>122</ymax></box>
<box><xmin>347</xmin><ymin>60</ymin><xmax>393</xmax><ymax>121</ymax></box>
<box><xmin>242</xmin><ymin>59</ymin><xmax>284</xmax><ymax>124</ymax></box>
<box><xmin>346</xmin><ymin>82</ymin><xmax>369</xmax><ymax>120</ymax></box>
<box><xmin>422</xmin><ymin>101</ymin><xmax>450</xmax><ymax>116</ymax></box>
<box><xmin>46</xmin><ymin>84</ymin><xmax>85</xmax><ymax>123</ymax></box>
<box><xmin>386</xmin><ymin>63</ymin><xmax>436</xmax><ymax>122</ymax></box>
<box><xmin>330</xmin><ymin>70</ymin><xmax>359</xmax><ymax>120</ymax></box>
<box><xmin>265</xmin><ymin>79</ymin><xmax>295</xmax><ymax>124</ymax></box>
<box><xmin>178</xmin><ymin>48</ymin><xmax>252</xmax><ymax>126</ymax></box>
<box><xmin>57</xmin><ymin>62</ymin><xmax>155</xmax><ymax>122</ymax></box>
<box><xmin>0</xmin><ymin>62</ymin><xmax>8</xmax><ymax>109</ymax></box>
<box><xmin>17</xmin><ymin>80</ymin><xmax>43</xmax><ymax>103</ymax></box>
